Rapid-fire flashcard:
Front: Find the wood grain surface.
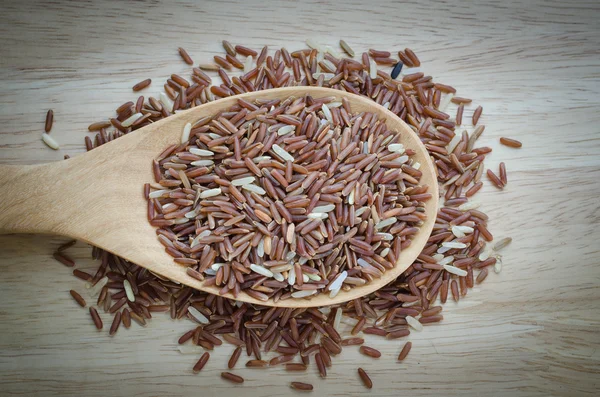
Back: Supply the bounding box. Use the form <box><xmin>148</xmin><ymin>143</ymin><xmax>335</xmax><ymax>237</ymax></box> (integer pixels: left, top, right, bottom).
<box><xmin>0</xmin><ymin>0</ymin><xmax>599</xmax><ymax>396</ymax></box>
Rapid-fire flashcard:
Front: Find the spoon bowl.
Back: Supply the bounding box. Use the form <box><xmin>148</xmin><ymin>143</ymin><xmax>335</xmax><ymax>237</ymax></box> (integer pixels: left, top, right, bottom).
<box><xmin>0</xmin><ymin>87</ymin><xmax>438</xmax><ymax>308</ymax></box>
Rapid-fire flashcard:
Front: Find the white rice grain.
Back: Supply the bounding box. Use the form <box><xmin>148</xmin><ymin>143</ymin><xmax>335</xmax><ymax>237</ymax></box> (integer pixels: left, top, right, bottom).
<box><xmin>388</xmin><ymin>143</ymin><xmax>405</xmax><ymax>153</ymax></box>
<box><xmin>312</xmin><ymin>204</ymin><xmax>336</xmax><ymax>213</ymax></box>
<box><xmin>273</xmin><ymin>272</ymin><xmax>285</xmax><ymax>282</ymax></box>
<box><xmin>306</xmin><ymin>273</ymin><xmax>321</xmax><ymax>281</ymax></box>
<box><xmin>355</xmin><ymin>207</ymin><xmax>368</xmax><ymax>216</ymax></box>
<box><xmin>375</xmin><ymin>217</ymin><xmax>397</xmax><ymax>230</ymax></box>
<box><xmin>458</xmin><ymin>201</ymin><xmax>481</xmax><ymax>211</ymax></box>
<box><xmin>242</xmin><ymin>184</ymin><xmax>266</xmax><ymax>195</ymax></box>
<box><xmin>272</xmin><ymin>144</ymin><xmax>294</xmax><ymax>162</ymax></box>
<box><xmin>478</xmin><ymin>245</ymin><xmax>492</xmax><ymax>261</ymax></box>
<box><xmin>291</xmin><ymin>290</ymin><xmax>317</xmax><ymax>298</ymax></box>
<box><xmin>328</xmin><ymin>271</ymin><xmax>347</xmax><ymax>291</ymax></box>
<box><xmin>86</xmin><ymin>276</ymin><xmax>108</xmax><ymax>295</ymax></box>
<box><xmin>244</xmin><ymin>55</ymin><xmax>253</xmax><ymax>73</ymax></box>
<box><xmin>257</xmin><ymin>238</ymin><xmax>265</xmax><ymax>257</ymax></box>
<box><xmin>285</xmin><ymin>250</ymin><xmax>296</xmax><ymax>261</ymax></box>
<box><xmin>443</xmin><ymin>264</ymin><xmax>467</xmax><ymax>276</ymax></box>
<box><xmin>377</xmin><ymin>233</ymin><xmax>393</xmax><ymax>241</ymax></box>
<box><xmin>188</xmin><ymin>306</ymin><xmax>210</xmax><ymax>324</ymax></box>
<box><xmin>42</xmin><ymin>133</ymin><xmax>59</xmax><ymax>150</ymax></box>
<box><xmin>438</xmin><ymin>93</ymin><xmax>455</xmax><ymax>113</ymax></box>
<box><xmin>189</xmin><ymin>148</ymin><xmax>214</xmax><ymax>156</ymax></box>
<box><xmin>121</xmin><ymin>112</ymin><xmax>143</xmax><ymax>128</ymax></box>
<box><xmin>321</xmin><ymin>104</ymin><xmax>333</xmax><ymax>124</ymax></box>
<box><xmin>494</xmin><ymin>256</ymin><xmax>503</xmax><ymax>273</ymax></box>
<box><xmin>406</xmin><ymin>315</ymin><xmax>424</xmax><ymax>331</ymax></box>
<box><xmin>191</xmin><ymin>160</ymin><xmax>214</xmax><ymax>167</ymax></box>
<box><xmin>148</xmin><ymin>189</ymin><xmax>169</xmax><ymax>199</ymax></box>
<box><xmin>231</xmin><ymin>176</ymin><xmax>255</xmax><ymax>186</ymax></box>
<box><xmin>369</xmin><ymin>58</ymin><xmax>378</xmax><ymax>79</ymax></box>
<box><xmin>250</xmin><ymin>263</ymin><xmax>274</xmax><ymax>278</ymax></box>
<box><xmin>159</xmin><ymin>92</ymin><xmax>174</xmax><ymax>112</ymax></box>
<box><xmin>199</xmin><ymin>188</ymin><xmax>222</xmax><ymax>198</ymax></box>
<box><xmin>288</xmin><ymin>266</ymin><xmax>296</xmax><ymax>285</ymax></box>
<box><xmin>191</xmin><ymin>230</ymin><xmax>211</xmax><ymax>247</ymax></box>
<box><xmin>252</xmin><ymin>156</ymin><xmax>271</xmax><ymax>163</ymax></box>
<box><xmin>451</xmin><ymin>225</ymin><xmax>466</xmax><ymax>238</ymax></box>
<box><xmin>441</xmin><ymin>241</ymin><xmax>468</xmax><ymax>249</ymax></box>
<box><xmin>123</xmin><ymin>280</ymin><xmax>135</xmax><ymax>302</ymax></box>
<box><xmin>437</xmin><ymin>255</ymin><xmax>454</xmax><ymax>266</ymax></box>
<box><xmin>437</xmin><ymin>246</ymin><xmax>452</xmax><ymax>254</ymax></box>
<box><xmin>277</xmin><ymin>125</ymin><xmax>296</xmax><ymax>136</ymax></box>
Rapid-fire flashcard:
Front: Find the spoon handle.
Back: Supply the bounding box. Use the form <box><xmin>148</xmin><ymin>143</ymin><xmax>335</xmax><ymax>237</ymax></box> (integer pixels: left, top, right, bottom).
<box><xmin>0</xmin><ymin>162</ymin><xmax>72</xmax><ymax>235</ymax></box>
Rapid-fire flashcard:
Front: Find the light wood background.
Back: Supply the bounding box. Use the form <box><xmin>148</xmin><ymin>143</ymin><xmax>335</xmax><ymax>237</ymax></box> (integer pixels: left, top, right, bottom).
<box><xmin>0</xmin><ymin>0</ymin><xmax>599</xmax><ymax>396</ymax></box>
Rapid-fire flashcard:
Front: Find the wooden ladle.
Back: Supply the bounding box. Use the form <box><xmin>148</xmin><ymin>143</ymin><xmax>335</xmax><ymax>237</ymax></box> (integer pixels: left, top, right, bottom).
<box><xmin>0</xmin><ymin>87</ymin><xmax>438</xmax><ymax>308</ymax></box>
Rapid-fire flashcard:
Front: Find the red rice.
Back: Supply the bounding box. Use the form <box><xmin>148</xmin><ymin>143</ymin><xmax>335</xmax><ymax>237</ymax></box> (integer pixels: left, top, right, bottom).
<box><xmin>178</xmin><ymin>47</ymin><xmax>193</xmax><ymax>65</ymax></box>
<box><xmin>221</xmin><ymin>372</ymin><xmax>244</xmax><ymax>384</ymax></box>
<box><xmin>397</xmin><ymin>341</ymin><xmax>412</xmax><ymax>361</ymax></box>
<box><xmin>44</xmin><ymin>110</ymin><xmax>53</xmax><ymax>133</ymax></box>
<box><xmin>132</xmin><ymin>79</ymin><xmax>152</xmax><ymax>92</ymax></box>
<box><xmin>357</xmin><ymin>368</ymin><xmax>373</xmax><ymax>389</ymax></box>
<box><xmin>290</xmin><ymin>382</ymin><xmax>313</xmax><ymax>391</ymax></box>
<box><xmin>70</xmin><ymin>290</ymin><xmax>86</xmax><ymax>307</ymax></box>
<box><xmin>500</xmin><ymin>137</ymin><xmax>522</xmax><ymax>148</ymax></box>
<box><xmin>64</xmin><ymin>42</ymin><xmax>511</xmax><ymax>391</ymax></box>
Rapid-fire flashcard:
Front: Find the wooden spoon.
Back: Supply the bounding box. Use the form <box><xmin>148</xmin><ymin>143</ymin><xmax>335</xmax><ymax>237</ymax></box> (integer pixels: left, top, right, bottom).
<box><xmin>0</xmin><ymin>87</ymin><xmax>438</xmax><ymax>308</ymax></box>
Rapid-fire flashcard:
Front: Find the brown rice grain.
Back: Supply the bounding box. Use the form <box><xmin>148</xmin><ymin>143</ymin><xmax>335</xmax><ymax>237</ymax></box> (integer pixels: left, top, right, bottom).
<box><xmin>499</xmin><ymin>162</ymin><xmax>507</xmax><ymax>185</ymax></box>
<box><xmin>228</xmin><ymin>346</ymin><xmax>242</xmax><ymax>369</ymax></box>
<box><xmin>246</xmin><ymin>359</ymin><xmax>268</xmax><ymax>368</ymax></box>
<box><xmin>109</xmin><ymin>311</ymin><xmax>122</xmax><ymax>335</ymax></box>
<box><xmin>222</xmin><ymin>40</ymin><xmax>236</xmax><ymax>56</ymax></box>
<box><xmin>357</xmin><ymin>368</ymin><xmax>373</xmax><ymax>389</ymax></box>
<box><xmin>221</xmin><ymin>372</ymin><xmax>244</xmax><ymax>384</ymax></box>
<box><xmin>486</xmin><ymin>169</ymin><xmax>504</xmax><ymax>189</ymax></box>
<box><xmin>122</xmin><ymin>308</ymin><xmax>131</xmax><ymax>328</ymax></box>
<box><xmin>472</xmin><ymin>105</ymin><xmax>483</xmax><ymax>125</ymax></box>
<box><xmin>69</xmin><ymin>290</ymin><xmax>86</xmax><ymax>307</ymax></box>
<box><xmin>132</xmin><ymin>79</ymin><xmax>152</xmax><ymax>91</ymax></box>
<box><xmin>53</xmin><ymin>252</ymin><xmax>74</xmax><ymax>267</ymax></box>
<box><xmin>178</xmin><ymin>47</ymin><xmax>193</xmax><ymax>65</ymax></box>
<box><xmin>397</xmin><ymin>341</ymin><xmax>412</xmax><ymax>361</ymax></box>
<box><xmin>193</xmin><ymin>352</ymin><xmax>210</xmax><ymax>372</ymax></box>
<box><xmin>500</xmin><ymin>137</ymin><xmax>522</xmax><ymax>148</ymax></box>
<box><xmin>89</xmin><ymin>307</ymin><xmax>102</xmax><ymax>329</ymax></box>
<box><xmin>290</xmin><ymin>381</ymin><xmax>313</xmax><ymax>391</ymax></box>
<box><xmin>285</xmin><ymin>363</ymin><xmax>307</xmax><ymax>371</ymax></box>
<box><xmin>44</xmin><ymin>110</ymin><xmax>53</xmax><ymax>133</ymax></box>
<box><xmin>58</xmin><ymin>240</ymin><xmax>77</xmax><ymax>252</ymax></box>
<box><xmin>359</xmin><ymin>346</ymin><xmax>381</xmax><ymax>358</ymax></box>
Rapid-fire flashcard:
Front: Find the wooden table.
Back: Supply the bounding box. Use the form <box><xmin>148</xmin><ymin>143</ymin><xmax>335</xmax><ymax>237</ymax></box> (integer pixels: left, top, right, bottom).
<box><xmin>1</xmin><ymin>1</ymin><xmax>599</xmax><ymax>395</ymax></box>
